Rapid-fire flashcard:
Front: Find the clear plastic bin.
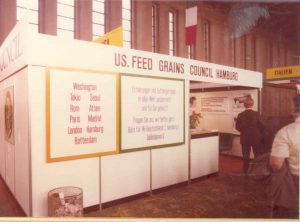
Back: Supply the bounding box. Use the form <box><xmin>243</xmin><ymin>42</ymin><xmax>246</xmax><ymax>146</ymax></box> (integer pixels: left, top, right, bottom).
<box><xmin>48</xmin><ymin>186</ymin><xmax>83</xmax><ymax>217</ymax></box>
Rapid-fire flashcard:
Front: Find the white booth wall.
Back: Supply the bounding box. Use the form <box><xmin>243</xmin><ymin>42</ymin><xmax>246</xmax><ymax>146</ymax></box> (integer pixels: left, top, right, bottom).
<box><xmin>27</xmin><ymin>65</ymin><xmax>190</xmax><ymax>216</ymax></box>
<box><xmin>0</xmin><ymin>67</ymin><xmax>31</xmax><ymax>215</ymax></box>
<box><xmin>101</xmin><ymin>150</ymin><xmax>151</xmax><ymax>203</ymax></box>
<box><xmin>0</xmin><ymin>40</ymin><xmax>191</xmax><ymax>217</ymax></box>
<box><xmin>0</xmin><ymin>21</ymin><xmax>262</xmax><ymax>216</ymax></box>
<box><xmin>152</xmin><ymin>144</ymin><xmax>188</xmax><ymax>190</ymax></box>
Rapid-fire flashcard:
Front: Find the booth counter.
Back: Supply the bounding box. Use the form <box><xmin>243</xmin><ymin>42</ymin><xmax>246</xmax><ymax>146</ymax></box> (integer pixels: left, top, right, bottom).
<box><xmin>0</xmin><ymin>21</ymin><xmax>262</xmax><ymax>216</ymax></box>
<box><xmin>190</xmin><ymin>130</ymin><xmax>219</xmax><ymax>179</ymax></box>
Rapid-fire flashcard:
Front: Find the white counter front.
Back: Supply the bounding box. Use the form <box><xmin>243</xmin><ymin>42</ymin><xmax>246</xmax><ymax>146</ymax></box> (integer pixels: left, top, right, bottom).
<box><xmin>190</xmin><ymin>131</ymin><xmax>219</xmax><ymax>179</ymax></box>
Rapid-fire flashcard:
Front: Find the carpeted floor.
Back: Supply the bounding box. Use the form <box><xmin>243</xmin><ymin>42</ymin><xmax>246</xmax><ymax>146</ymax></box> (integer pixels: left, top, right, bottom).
<box><xmin>85</xmin><ymin>173</ymin><xmax>272</xmax><ymax>218</ymax></box>
<box><xmin>0</xmin><ymin>177</ymin><xmax>25</xmax><ymax>217</ymax></box>
<box><xmin>86</xmin><ymin>155</ymin><xmax>273</xmax><ymax>218</ymax></box>
<box><xmin>0</xmin><ymin>155</ymin><xmax>274</xmax><ymax>218</ymax></box>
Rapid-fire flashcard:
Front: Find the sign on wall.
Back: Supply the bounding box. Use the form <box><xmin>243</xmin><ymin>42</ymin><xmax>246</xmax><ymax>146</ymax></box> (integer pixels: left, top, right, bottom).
<box><xmin>4</xmin><ymin>86</ymin><xmax>15</xmax><ymax>144</ymax></box>
<box><xmin>266</xmin><ymin>65</ymin><xmax>300</xmax><ymax>80</ymax></box>
<box><xmin>46</xmin><ymin>68</ymin><xmax>119</xmax><ymax>162</ymax></box>
<box><xmin>191</xmin><ymin>89</ymin><xmax>258</xmax><ymax>134</ymax></box>
<box><xmin>120</xmin><ymin>75</ymin><xmax>185</xmax><ymax>151</ymax></box>
<box><xmin>232</xmin><ymin>92</ymin><xmax>255</xmax><ymax>133</ymax></box>
<box><xmin>200</xmin><ymin>96</ymin><xmax>229</xmax><ymax>114</ymax></box>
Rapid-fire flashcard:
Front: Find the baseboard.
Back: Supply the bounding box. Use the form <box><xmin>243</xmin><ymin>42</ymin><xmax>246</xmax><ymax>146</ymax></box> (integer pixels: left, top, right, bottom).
<box><xmin>86</xmin><ymin>175</ymin><xmax>218</xmax><ymax>213</ymax></box>
<box><xmin>101</xmin><ymin>191</ymin><xmax>150</xmax><ymax>209</ymax></box>
<box><xmin>191</xmin><ymin>172</ymin><xmax>219</xmax><ymax>183</ymax></box>
<box><xmin>152</xmin><ymin>181</ymin><xmax>189</xmax><ymax>195</ymax></box>
<box><xmin>93</xmin><ymin>181</ymin><xmax>189</xmax><ymax>210</ymax></box>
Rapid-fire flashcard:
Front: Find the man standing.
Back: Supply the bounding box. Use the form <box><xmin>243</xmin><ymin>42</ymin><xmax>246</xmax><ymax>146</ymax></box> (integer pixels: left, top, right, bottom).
<box><xmin>270</xmin><ymin>94</ymin><xmax>300</xmax><ymax>218</ymax></box>
<box><xmin>236</xmin><ymin>96</ymin><xmax>264</xmax><ymax>175</ymax></box>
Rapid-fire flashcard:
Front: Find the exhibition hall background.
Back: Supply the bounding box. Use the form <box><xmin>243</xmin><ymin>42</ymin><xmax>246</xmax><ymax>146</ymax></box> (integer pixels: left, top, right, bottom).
<box><xmin>1</xmin><ymin>0</ymin><xmax>298</xmax><ymax>138</ymax></box>
<box><xmin>1</xmin><ymin>1</ymin><xmax>299</xmax><ymax>66</ymax></box>
<box><xmin>0</xmin><ymin>0</ymin><xmax>299</xmax><ymax>217</ymax></box>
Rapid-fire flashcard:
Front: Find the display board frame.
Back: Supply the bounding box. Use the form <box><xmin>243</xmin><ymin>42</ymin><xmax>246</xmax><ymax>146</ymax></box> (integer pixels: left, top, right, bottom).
<box><xmin>120</xmin><ymin>74</ymin><xmax>185</xmax><ymax>152</ymax></box>
<box><xmin>46</xmin><ymin>67</ymin><xmax>120</xmax><ymax>162</ymax></box>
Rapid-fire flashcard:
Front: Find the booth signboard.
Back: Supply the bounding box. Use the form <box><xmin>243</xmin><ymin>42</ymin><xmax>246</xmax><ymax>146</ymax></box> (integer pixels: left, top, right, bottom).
<box><xmin>232</xmin><ymin>93</ymin><xmax>254</xmax><ymax>111</ymax></box>
<box><xmin>46</xmin><ymin>68</ymin><xmax>119</xmax><ymax>162</ymax></box>
<box><xmin>266</xmin><ymin>65</ymin><xmax>300</xmax><ymax>80</ymax></box>
<box><xmin>120</xmin><ymin>74</ymin><xmax>185</xmax><ymax>151</ymax></box>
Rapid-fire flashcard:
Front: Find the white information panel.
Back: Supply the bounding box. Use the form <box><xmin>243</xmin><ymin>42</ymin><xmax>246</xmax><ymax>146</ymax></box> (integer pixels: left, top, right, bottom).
<box><xmin>46</xmin><ymin>68</ymin><xmax>119</xmax><ymax>162</ymax></box>
<box><xmin>121</xmin><ymin>75</ymin><xmax>185</xmax><ymax>151</ymax></box>
<box><xmin>200</xmin><ymin>96</ymin><xmax>229</xmax><ymax>114</ymax></box>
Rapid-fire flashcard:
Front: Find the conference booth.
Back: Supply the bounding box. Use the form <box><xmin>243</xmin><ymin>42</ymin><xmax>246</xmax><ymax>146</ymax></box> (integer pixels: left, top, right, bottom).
<box><xmin>0</xmin><ymin>21</ymin><xmax>262</xmax><ymax>216</ymax></box>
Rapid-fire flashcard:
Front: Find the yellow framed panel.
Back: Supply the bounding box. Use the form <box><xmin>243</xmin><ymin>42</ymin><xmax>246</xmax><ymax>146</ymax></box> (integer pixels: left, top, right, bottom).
<box><xmin>46</xmin><ymin>67</ymin><xmax>120</xmax><ymax>162</ymax></box>
<box><xmin>120</xmin><ymin>74</ymin><xmax>185</xmax><ymax>152</ymax></box>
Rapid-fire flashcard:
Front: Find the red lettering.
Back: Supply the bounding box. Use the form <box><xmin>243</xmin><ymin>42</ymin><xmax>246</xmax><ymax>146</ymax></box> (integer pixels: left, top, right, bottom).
<box><xmin>132</xmin><ymin>56</ymin><xmax>153</xmax><ymax>70</ymax></box>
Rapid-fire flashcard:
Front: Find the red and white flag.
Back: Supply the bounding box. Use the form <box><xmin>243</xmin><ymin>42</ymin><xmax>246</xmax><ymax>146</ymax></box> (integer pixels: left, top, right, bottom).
<box><xmin>185</xmin><ymin>6</ymin><xmax>197</xmax><ymax>45</ymax></box>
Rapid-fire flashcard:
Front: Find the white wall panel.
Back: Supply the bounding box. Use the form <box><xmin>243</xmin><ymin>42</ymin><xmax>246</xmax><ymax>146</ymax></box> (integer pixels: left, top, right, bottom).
<box><xmin>0</xmin><ymin>77</ymin><xmax>16</xmax><ymax>196</ymax></box>
<box><xmin>13</xmin><ymin>68</ymin><xmax>30</xmax><ymax>215</ymax></box>
<box><xmin>152</xmin><ymin>144</ymin><xmax>188</xmax><ymax>190</ymax></box>
<box><xmin>29</xmin><ymin>66</ymin><xmax>100</xmax><ymax>217</ymax></box>
<box><xmin>191</xmin><ymin>136</ymin><xmax>219</xmax><ymax>179</ymax></box>
<box><xmin>101</xmin><ymin>151</ymin><xmax>150</xmax><ymax>203</ymax></box>
<box><xmin>0</xmin><ymin>68</ymin><xmax>30</xmax><ymax>215</ymax></box>
<box><xmin>5</xmin><ymin>144</ymin><xmax>15</xmax><ymax>194</ymax></box>
<box><xmin>0</xmin><ymin>88</ymin><xmax>5</xmax><ymax>178</ymax></box>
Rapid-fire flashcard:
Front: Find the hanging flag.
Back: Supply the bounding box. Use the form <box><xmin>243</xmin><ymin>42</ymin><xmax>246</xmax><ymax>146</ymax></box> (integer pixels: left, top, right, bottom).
<box><xmin>93</xmin><ymin>27</ymin><xmax>123</xmax><ymax>47</ymax></box>
<box><xmin>185</xmin><ymin>6</ymin><xmax>197</xmax><ymax>45</ymax></box>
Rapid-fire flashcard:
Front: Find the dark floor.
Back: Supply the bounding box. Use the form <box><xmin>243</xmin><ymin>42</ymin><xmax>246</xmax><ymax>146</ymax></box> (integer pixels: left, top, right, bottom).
<box><xmin>0</xmin><ymin>155</ymin><xmax>274</xmax><ymax>218</ymax></box>
<box><xmin>0</xmin><ymin>177</ymin><xmax>25</xmax><ymax>217</ymax></box>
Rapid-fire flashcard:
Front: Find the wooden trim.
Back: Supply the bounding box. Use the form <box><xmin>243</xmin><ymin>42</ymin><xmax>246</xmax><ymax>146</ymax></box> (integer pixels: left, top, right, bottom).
<box><xmin>39</xmin><ymin>0</ymin><xmax>57</xmax><ymax>35</ymax></box>
<box><xmin>263</xmin><ymin>82</ymin><xmax>298</xmax><ymax>90</ymax></box>
<box><xmin>74</xmin><ymin>0</ymin><xmax>92</xmax><ymax>41</ymax></box>
<box><xmin>152</xmin><ymin>181</ymin><xmax>188</xmax><ymax>195</ymax></box>
<box><xmin>101</xmin><ymin>191</ymin><xmax>150</xmax><ymax>209</ymax></box>
<box><xmin>105</xmin><ymin>0</ymin><xmax>122</xmax><ymax>33</ymax></box>
<box><xmin>190</xmin><ymin>85</ymin><xmax>257</xmax><ymax>93</ymax></box>
<box><xmin>190</xmin><ymin>172</ymin><xmax>219</xmax><ymax>183</ymax></box>
<box><xmin>131</xmin><ymin>0</ymin><xmax>136</xmax><ymax>49</ymax></box>
<box><xmin>191</xmin><ymin>132</ymin><xmax>218</xmax><ymax>139</ymax></box>
<box><xmin>83</xmin><ymin>204</ymin><xmax>100</xmax><ymax>214</ymax></box>
<box><xmin>0</xmin><ymin>0</ymin><xmax>16</xmax><ymax>44</ymax></box>
<box><xmin>203</xmin><ymin>19</ymin><xmax>211</xmax><ymax>62</ymax></box>
<box><xmin>152</xmin><ymin>2</ymin><xmax>159</xmax><ymax>53</ymax></box>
